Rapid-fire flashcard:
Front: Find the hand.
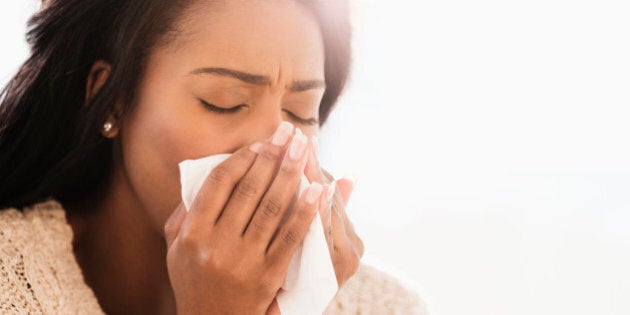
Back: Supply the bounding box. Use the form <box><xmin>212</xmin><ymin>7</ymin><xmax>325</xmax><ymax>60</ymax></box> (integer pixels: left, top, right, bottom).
<box><xmin>304</xmin><ymin>136</ymin><xmax>364</xmax><ymax>287</ymax></box>
<box><xmin>164</xmin><ymin>123</ymin><xmax>326</xmax><ymax>314</ymax></box>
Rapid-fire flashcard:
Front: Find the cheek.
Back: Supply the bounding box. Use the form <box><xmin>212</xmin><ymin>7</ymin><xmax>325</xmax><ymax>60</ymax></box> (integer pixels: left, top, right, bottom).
<box><xmin>119</xmin><ymin>89</ymin><xmax>229</xmax><ymax>228</ymax></box>
<box><xmin>125</xmin><ymin>98</ymin><xmax>197</xmax><ymax>184</ymax></box>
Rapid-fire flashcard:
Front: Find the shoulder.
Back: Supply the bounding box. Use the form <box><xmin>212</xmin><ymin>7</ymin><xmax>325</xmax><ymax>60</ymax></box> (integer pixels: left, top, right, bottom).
<box><xmin>325</xmin><ymin>263</ymin><xmax>429</xmax><ymax>315</ymax></box>
<box><xmin>1</xmin><ymin>199</ymin><xmax>72</xmax><ymax>248</ymax></box>
<box><xmin>0</xmin><ymin>199</ymin><xmax>103</xmax><ymax>314</ymax></box>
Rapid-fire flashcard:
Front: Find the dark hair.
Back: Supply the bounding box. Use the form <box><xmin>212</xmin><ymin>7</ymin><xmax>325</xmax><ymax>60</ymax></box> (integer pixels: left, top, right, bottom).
<box><xmin>0</xmin><ymin>0</ymin><xmax>352</xmax><ymax>210</ymax></box>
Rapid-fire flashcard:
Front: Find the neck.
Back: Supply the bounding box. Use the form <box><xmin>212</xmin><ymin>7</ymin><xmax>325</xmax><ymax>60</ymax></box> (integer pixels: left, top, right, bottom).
<box><xmin>65</xmin><ymin>166</ymin><xmax>176</xmax><ymax>315</ymax></box>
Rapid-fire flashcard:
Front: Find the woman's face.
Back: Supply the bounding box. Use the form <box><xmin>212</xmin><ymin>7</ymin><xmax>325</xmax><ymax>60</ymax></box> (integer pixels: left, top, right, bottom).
<box><xmin>113</xmin><ymin>0</ymin><xmax>325</xmax><ymax>232</ymax></box>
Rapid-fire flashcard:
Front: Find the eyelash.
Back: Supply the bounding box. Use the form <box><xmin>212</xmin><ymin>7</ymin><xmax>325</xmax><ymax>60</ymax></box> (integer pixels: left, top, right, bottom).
<box><xmin>282</xmin><ymin>109</ymin><xmax>319</xmax><ymax>126</ymax></box>
<box><xmin>200</xmin><ymin>100</ymin><xmax>319</xmax><ymax>125</ymax></box>
<box><xmin>200</xmin><ymin>100</ymin><xmax>246</xmax><ymax>113</ymax></box>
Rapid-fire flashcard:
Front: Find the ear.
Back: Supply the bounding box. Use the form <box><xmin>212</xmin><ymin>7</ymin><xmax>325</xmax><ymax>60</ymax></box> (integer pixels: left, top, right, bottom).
<box><xmin>86</xmin><ymin>60</ymin><xmax>111</xmax><ymax>102</ymax></box>
<box><xmin>86</xmin><ymin>60</ymin><xmax>122</xmax><ymax>138</ymax></box>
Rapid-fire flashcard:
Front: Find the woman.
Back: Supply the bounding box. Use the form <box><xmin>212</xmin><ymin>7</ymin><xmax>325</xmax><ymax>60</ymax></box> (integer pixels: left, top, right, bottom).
<box><xmin>0</xmin><ymin>0</ymin><xmax>426</xmax><ymax>314</ymax></box>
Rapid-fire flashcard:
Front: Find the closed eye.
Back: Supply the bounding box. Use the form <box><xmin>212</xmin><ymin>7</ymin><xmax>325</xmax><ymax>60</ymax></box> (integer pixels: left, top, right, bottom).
<box><xmin>200</xmin><ymin>99</ymin><xmax>247</xmax><ymax>113</ymax></box>
<box><xmin>283</xmin><ymin>109</ymin><xmax>319</xmax><ymax>126</ymax></box>
<box><xmin>200</xmin><ymin>99</ymin><xmax>318</xmax><ymax>125</ymax></box>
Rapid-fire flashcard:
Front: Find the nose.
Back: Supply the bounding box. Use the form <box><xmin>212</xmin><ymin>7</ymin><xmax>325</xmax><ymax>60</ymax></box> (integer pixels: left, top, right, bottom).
<box><xmin>242</xmin><ymin>107</ymin><xmax>287</xmax><ymax>146</ymax></box>
<box><xmin>263</xmin><ymin>118</ymin><xmax>285</xmax><ymax>141</ymax></box>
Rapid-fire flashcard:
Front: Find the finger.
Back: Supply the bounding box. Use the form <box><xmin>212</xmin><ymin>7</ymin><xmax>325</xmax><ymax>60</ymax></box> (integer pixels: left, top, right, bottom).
<box><xmin>328</xmin><ymin>201</ymin><xmax>360</xmax><ymax>286</ymax></box>
<box><xmin>329</xmin><ymin>190</ymin><xmax>363</xmax><ymax>285</ymax></box>
<box><xmin>335</xmin><ymin>177</ymin><xmax>356</xmax><ymax>207</ymax></box>
<box><xmin>304</xmin><ymin>141</ymin><xmax>334</xmax><ymax>247</ymax></box>
<box><xmin>180</xmin><ymin>143</ymin><xmax>259</xmax><ymax>236</ymax></box>
<box><xmin>318</xmin><ymin>183</ymin><xmax>335</xmax><ymax>253</ymax></box>
<box><xmin>304</xmin><ymin>135</ymin><xmax>325</xmax><ymax>184</ymax></box>
<box><xmin>164</xmin><ymin>202</ymin><xmax>186</xmax><ymax>248</ymax></box>
<box><xmin>243</xmin><ymin>129</ymin><xmax>310</xmax><ymax>245</ymax></box>
<box><xmin>266</xmin><ymin>182</ymin><xmax>323</xmax><ymax>269</ymax></box>
<box><xmin>334</xmin><ymin>177</ymin><xmax>359</xmax><ymax>236</ymax></box>
<box><xmin>217</xmin><ymin>122</ymin><xmax>294</xmax><ymax>236</ymax></box>
<box><xmin>353</xmin><ymin>232</ymin><xmax>365</xmax><ymax>258</ymax></box>
<box><xmin>330</xmin><ymin>192</ymin><xmax>350</xmax><ymax>253</ymax></box>
<box><xmin>332</xmin><ymin>178</ymin><xmax>364</xmax><ymax>257</ymax></box>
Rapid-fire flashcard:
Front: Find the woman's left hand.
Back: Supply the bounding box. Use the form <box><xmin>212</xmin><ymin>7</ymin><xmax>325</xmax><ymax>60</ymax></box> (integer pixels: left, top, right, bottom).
<box><xmin>303</xmin><ymin>136</ymin><xmax>364</xmax><ymax>287</ymax></box>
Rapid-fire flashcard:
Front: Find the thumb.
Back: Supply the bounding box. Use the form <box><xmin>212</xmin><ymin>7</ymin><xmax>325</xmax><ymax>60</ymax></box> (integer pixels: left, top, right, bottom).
<box><xmin>164</xmin><ymin>202</ymin><xmax>187</xmax><ymax>248</ymax></box>
<box><xmin>335</xmin><ymin>176</ymin><xmax>357</xmax><ymax>206</ymax></box>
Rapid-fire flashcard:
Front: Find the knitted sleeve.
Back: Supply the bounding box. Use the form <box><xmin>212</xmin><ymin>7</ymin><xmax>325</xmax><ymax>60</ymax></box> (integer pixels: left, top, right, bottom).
<box><xmin>324</xmin><ymin>263</ymin><xmax>429</xmax><ymax>315</ymax></box>
<box><xmin>1</xmin><ymin>199</ymin><xmax>428</xmax><ymax>314</ymax></box>
<box><xmin>0</xmin><ymin>200</ymin><xmax>104</xmax><ymax>314</ymax></box>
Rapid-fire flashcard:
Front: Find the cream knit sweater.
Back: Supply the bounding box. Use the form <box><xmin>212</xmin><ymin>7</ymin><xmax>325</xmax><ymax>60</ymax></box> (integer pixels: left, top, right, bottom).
<box><xmin>0</xmin><ymin>199</ymin><xmax>428</xmax><ymax>314</ymax></box>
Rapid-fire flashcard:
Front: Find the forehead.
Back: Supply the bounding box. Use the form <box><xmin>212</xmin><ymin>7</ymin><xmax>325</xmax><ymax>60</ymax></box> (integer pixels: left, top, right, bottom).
<box><xmin>160</xmin><ymin>0</ymin><xmax>326</xmax><ymax>81</ymax></box>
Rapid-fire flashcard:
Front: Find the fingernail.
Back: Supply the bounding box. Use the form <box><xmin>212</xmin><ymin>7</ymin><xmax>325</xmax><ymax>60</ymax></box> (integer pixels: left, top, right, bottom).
<box><xmin>289</xmin><ymin>131</ymin><xmax>307</xmax><ymax>160</ymax></box>
<box><xmin>311</xmin><ymin>136</ymin><xmax>319</xmax><ymax>160</ymax></box>
<box><xmin>344</xmin><ymin>174</ymin><xmax>358</xmax><ymax>188</ymax></box>
<box><xmin>272</xmin><ymin>121</ymin><xmax>294</xmax><ymax>146</ymax></box>
<box><xmin>249</xmin><ymin>142</ymin><xmax>264</xmax><ymax>153</ymax></box>
<box><xmin>326</xmin><ymin>180</ymin><xmax>336</xmax><ymax>204</ymax></box>
<box><xmin>305</xmin><ymin>182</ymin><xmax>323</xmax><ymax>205</ymax></box>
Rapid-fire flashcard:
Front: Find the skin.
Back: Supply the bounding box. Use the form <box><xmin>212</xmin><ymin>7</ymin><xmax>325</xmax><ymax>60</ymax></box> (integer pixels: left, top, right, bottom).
<box><xmin>65</xmin><ymin>1</ymin><xmax>363</xmax><ymax>314</ymax></box>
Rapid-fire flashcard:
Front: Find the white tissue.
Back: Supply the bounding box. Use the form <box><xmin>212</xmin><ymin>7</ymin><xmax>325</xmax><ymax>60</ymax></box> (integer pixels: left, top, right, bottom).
<box><xmin>178</xmin><ymin>154</ymin><xmax>338</xmax><ymax>315</ymax></box>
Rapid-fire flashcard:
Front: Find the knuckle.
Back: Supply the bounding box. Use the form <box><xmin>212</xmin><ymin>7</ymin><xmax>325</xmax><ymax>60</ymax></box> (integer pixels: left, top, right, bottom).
<box><xmin>279</xmin><ymin>162</ymin><xmax>301</xmax><ymax>177</ymax></box>
<box><xmin>259</xmin><ymin>146</ymin><xmax>281</xmax><ymax>161</ymax></box>
<box><xmin>354</xmin><ymin>241</ymin><xmax>364</xmax><ymax>258</ymax></box>
<box><xmin>178</xmin><ymin>229</ymin><xmax>201</xmax><ymax>253</ymax></box>
<box><xmin>261</xmin><ymin>197</ymin><xmax>283</xmax><ymax>218</ymax></box>
<box><xmin>208</xmin><ymin>165</ymin><xmax>232</xmax><ymax>185</ymax></box>
<box><xmin>196</xmin><ymin>252</ymin><xmax>214</xmax><ymax>269</ymax></box>
<box><xmin>235</xmin><ymin>180</ymin><xmax>258</xmax><ymax>199</ymax></box>
<box><xmin>247</xmin><ymin>218</ymin><xmax>265</xmax><ymax>235</ymax></box>
<box><xmin>356</xmin><ymin>238</ymin><xmax>365</xmax><ymax>257</ymax></box>
<box><xmin>296</xmin><ymin>203</ymin><xmax>316</xmax><ymax>222</ymax></box>
<box><xmin>281</xmin><ymin>228</ymin><xmax>299</xmax><ymax>245</ymax></box>
<box><xmin>195</xmin><ymin>247</ymin><xmax>227</xmax><ymax>271</ymax></box>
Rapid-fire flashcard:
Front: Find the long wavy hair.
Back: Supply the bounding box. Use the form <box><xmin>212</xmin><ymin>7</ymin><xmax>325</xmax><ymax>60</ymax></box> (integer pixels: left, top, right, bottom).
<box><xmin>0</xmin><ymin>0</ymin><xmax>352</xmax><ymax>210</ymax></box>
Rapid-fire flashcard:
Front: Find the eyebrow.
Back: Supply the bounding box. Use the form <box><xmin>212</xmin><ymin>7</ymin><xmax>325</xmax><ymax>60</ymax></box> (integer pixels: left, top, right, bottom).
<box><xmin>189</xmin><ymin>67</ymin><xmax>326</xmax><ymax>92</ymax></box>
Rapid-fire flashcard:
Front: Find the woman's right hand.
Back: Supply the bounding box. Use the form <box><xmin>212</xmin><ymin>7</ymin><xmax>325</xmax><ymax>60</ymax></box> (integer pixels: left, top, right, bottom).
<box><xmin>163</xmin><ymin>122</ymin><xmax>325</xmax><ymax>314</ymax></box>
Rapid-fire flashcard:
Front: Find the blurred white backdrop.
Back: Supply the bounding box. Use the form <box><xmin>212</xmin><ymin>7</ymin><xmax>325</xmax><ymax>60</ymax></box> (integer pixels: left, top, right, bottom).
<box><xmin>2</xmin><ymin>1</ymin><xmax>629</xmax><ymax>315</ymax></box>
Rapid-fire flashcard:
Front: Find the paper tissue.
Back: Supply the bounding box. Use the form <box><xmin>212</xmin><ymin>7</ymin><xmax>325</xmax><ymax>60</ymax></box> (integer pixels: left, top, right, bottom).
<box><xmin>179</xmin><ymin>154</ymin><xmax>338</xmax><ymax>315</ymax></box>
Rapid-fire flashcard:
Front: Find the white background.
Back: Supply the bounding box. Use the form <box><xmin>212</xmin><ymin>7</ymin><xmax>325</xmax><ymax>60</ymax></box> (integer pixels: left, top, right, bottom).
<box><xmin>2</xmin><ymin>1</ymin><xmax>629</xmax><ymax>315</ymax></box>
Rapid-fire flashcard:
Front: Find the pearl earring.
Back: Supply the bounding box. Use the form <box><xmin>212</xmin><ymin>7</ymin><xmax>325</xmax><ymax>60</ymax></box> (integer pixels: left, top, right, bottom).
<box><xmin>103</xmin><ymin>121</ymin><xmax>113</xmax><ymax>133</ymax></box>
